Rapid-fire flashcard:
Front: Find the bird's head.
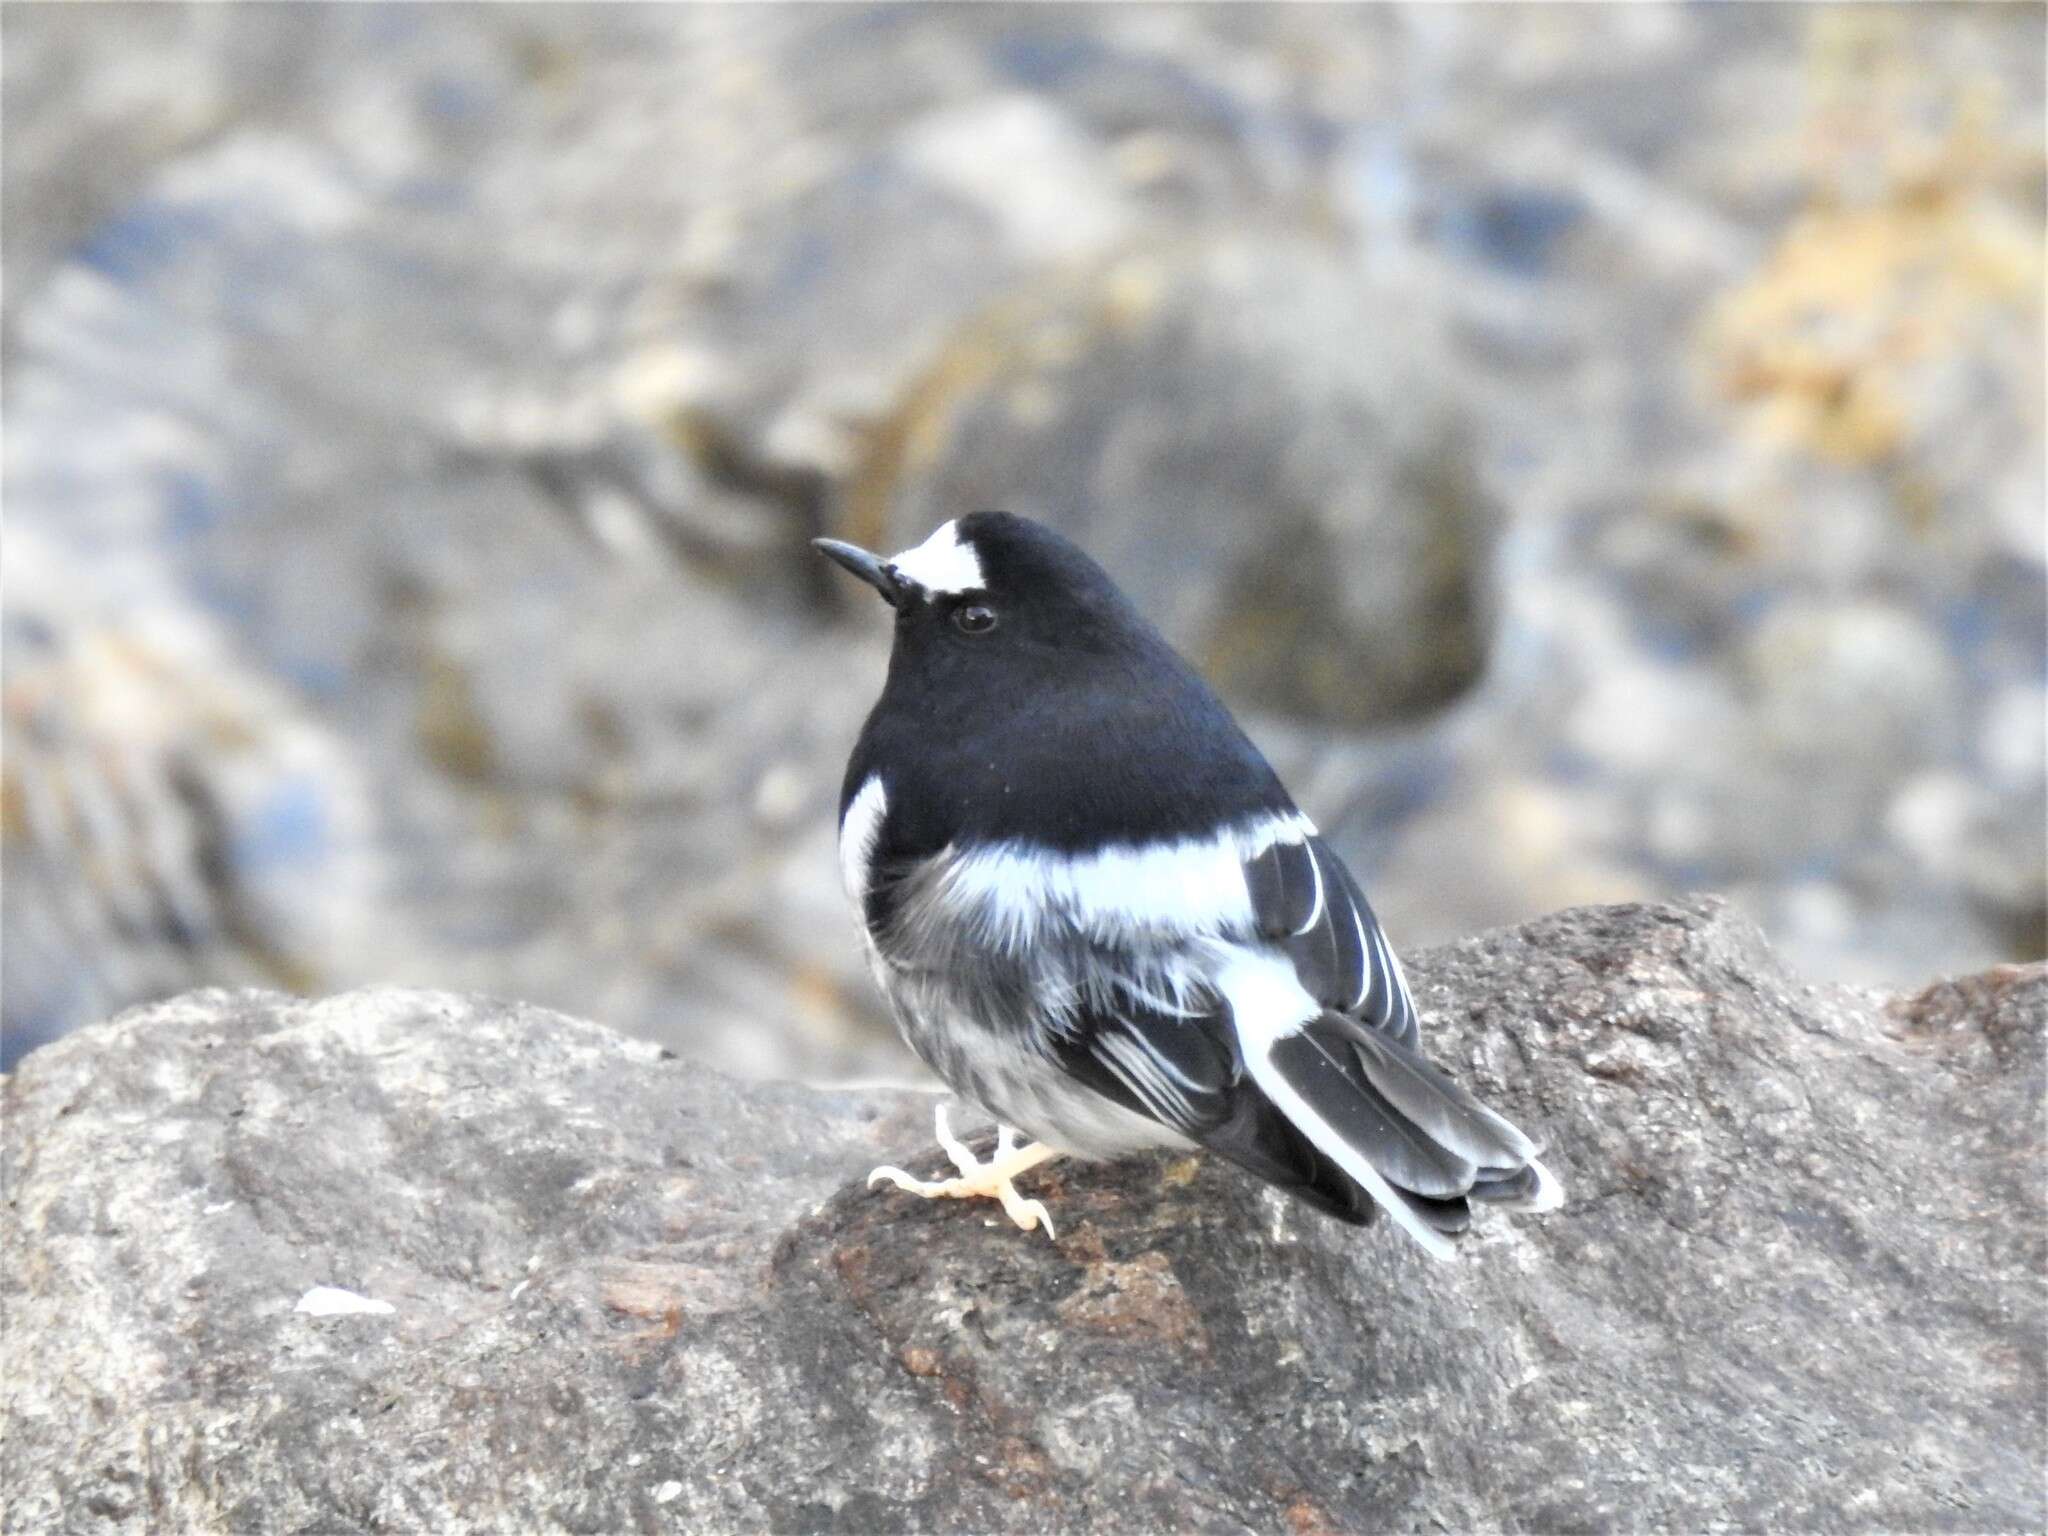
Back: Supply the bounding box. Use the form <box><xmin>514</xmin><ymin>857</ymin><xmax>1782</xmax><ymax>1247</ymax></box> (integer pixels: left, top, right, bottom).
<box><xmin>816</xmin><ymin>510</ymin><xmax>1281</xmax><ymax>850</ymax></box>
<box><xmin>813</xmin><ymin>512</ymin><xmax>1155</xmax><ymax>685</ymax></box>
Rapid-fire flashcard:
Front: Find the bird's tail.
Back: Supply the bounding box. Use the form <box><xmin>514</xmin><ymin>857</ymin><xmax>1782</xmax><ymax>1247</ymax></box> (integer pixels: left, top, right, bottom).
<box><xmin>1241</xmin><ymin>1010</ymin><xmax>1561</xmax><ymax>1259</ymax></box>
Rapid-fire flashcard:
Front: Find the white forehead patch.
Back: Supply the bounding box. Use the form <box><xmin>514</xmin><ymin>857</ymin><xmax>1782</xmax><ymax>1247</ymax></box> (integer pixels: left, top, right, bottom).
<box><xmin>888</xmin><ymin>520</ymin><xmax>986</xmax><ymax>595</ymax></box>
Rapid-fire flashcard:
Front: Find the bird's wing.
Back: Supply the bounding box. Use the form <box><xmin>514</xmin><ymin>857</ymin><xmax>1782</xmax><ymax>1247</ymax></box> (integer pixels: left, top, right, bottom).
<box><xmin>1042</xmin><ymin>979</ymin><xmax>1385</xmax><ymax>1226</ymax></box>
<box><xmin>1045</xmin><ymin>958</ymin><xmax>1556</xmax><ymax>1252</ymax></box>
<box><xmin>1243</xmin><ymin>833</ymin><xmax>1420</xmax><ymax>1047</ymax></box>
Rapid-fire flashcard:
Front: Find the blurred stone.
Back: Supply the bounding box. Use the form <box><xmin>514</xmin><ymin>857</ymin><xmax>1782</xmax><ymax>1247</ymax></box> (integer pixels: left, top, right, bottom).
<box><xmin>855</xmin><ymin>237</ymin><xmax>1498</xmax><ymax>728</ymax></box>
<box><xmin>4</xmin><ymin>901</ymin><xmax>2042</xmax><ymax>1530</ymax></box>
<box><xmin>1731</xmin><ymin>600</ymin><xmax>1962</xmax><ymax>861</ymax></box>
<box><xmin>1885</xmin><ymin>768</ymin><xmax>1982</xmax><ymax>882</ymax></box>
<box><xmin>2</xmin><ymin>2</ymin><xmax>2040</xmax><ymax>1068</ymax></box>
<box><xmin>1962</xmin><ymin>683</ymin><xmax>2048</xmax><ymax>958</ymax></box>
<box><xmin>0</xmin><ymin>528</ymin><xmax>381</xmax><ymax>1070</ymax></box>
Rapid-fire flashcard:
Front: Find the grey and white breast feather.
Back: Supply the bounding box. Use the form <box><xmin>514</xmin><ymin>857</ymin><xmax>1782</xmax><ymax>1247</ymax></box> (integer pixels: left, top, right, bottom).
<box><xmin>842</xmin><ymin>803</ymin><xmax>1312</xmax><ymax>1154</ymax></box>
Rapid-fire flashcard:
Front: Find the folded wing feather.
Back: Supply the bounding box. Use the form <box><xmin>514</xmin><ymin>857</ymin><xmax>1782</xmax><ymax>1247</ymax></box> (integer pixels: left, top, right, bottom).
<box><xmin>1025</xmin><ymin>829</ymin><xmax>1558</xmax><ymax>1256</ymax></box>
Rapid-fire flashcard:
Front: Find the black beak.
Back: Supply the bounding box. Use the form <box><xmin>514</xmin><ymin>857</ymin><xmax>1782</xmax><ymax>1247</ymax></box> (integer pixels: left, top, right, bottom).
<box><xmin>812</xmin><ymin>538</ymin><xmax>910</xmax><ymax>609</ymax></box>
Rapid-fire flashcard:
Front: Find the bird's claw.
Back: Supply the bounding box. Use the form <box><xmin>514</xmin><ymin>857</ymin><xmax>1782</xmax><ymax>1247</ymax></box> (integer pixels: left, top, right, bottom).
<box><xmin>868</xmin><ymin>1105</ymin><xmax>1059</xmax><ymax>1239</ymax></box>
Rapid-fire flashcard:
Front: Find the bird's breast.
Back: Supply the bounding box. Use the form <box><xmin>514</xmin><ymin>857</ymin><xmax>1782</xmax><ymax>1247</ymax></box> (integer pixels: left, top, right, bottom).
<box><xmin>878</xmin><ymin>960</ymin><xmax>1199</xmax><ymax>1159</ymax></box>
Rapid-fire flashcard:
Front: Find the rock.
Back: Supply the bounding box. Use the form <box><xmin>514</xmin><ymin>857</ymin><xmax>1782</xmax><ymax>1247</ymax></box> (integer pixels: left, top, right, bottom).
<box><xmin>5</xmin><ymin>898</ymin><xmax>2041</xmax><ymax>1531</ymax></box>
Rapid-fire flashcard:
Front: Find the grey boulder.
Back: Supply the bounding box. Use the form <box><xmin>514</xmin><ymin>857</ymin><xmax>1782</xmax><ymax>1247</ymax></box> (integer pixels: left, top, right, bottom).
<box><xmin>3</xmin><ymin>897</ymin><xmax>2041</xmax><ymax>1531</ymax></box>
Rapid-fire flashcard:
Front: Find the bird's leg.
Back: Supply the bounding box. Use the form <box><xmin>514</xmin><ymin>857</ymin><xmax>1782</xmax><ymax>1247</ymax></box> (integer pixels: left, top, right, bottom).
<box><xmin>868</xmin><ymin>1104</ymin><xmax>1064</xmax><ymax>1238</ymax></box>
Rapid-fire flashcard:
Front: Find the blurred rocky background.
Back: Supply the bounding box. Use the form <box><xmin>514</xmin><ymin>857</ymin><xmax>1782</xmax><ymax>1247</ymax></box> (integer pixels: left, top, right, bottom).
<box><xmin>4</xmin><ymin>4</ymin><xmax>2043</xmax><ymax>1076</ymax></box>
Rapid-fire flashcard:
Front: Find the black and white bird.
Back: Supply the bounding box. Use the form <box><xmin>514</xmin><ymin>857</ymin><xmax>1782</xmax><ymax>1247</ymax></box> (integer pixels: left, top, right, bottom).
<box><xmin>815</xmin><ymin>512</ymin><xmax>1560</xmax><ymax>1257</ymax></box>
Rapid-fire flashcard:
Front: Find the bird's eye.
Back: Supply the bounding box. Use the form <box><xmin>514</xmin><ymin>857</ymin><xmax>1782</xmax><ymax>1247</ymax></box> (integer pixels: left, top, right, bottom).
<box><xmin>952</xmin><ymin>603</ymin><xmax>998</xmax><ymax>635</ymax></box>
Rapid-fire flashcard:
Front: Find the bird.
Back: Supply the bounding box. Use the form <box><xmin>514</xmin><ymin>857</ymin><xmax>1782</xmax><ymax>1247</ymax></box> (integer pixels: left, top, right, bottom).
<box><xmin>814</xmin><ymin>512</ymin><xmax>1560</xmax><ymax>1257</ymax></box>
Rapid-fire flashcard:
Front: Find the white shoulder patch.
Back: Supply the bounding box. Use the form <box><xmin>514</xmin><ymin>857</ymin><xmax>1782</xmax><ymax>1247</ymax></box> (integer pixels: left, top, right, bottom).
<box><xmin>889</xmin><ymin>519</ymin><xmax>985</xmax><ymax>595</ymax></box>
<box><xmin>929</xmin><ymin>811</ymin><xmax>1316</xmax><ymax>949</ymax></box>
<box><xmin>839</xmin><ymin>775</ymin><xmax>889</xmax><ymax>902</ymax></box>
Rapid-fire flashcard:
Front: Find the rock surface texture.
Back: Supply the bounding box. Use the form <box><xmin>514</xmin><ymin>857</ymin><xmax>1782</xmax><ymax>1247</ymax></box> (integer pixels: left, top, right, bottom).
<box><xmin>4</xmin><ymin>898</ymin><xmax>2042</xmax><ymax>1532</ymax></box>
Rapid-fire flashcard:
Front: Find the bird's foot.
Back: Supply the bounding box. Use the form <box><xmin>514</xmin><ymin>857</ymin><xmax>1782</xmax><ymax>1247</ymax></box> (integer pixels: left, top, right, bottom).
<box><xmin>869</xmin><ymin>1104</ymin><xmax>1063</xmax><ymax>1239</ymax></box>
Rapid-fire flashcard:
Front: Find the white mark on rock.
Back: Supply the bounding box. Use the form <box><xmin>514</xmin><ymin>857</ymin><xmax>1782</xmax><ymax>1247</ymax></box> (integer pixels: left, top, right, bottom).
<box><xmin>653</xmin><ymin>1481</ymin><xmax>683</xmax><ymax>1505</ymax></box>
<box><xmin>1260</xmin><ymin>1187</ymin><xmax>1292</xmax><ymax>1246</ymax></box>
<box><xmin>203</xmin><ymin>1201</ymin><xmax>234</xmax><ymax>1216</ymax></box>
<box><xmin>294</xmin><ymin>1286</ymin><xmax>396</xmax><ymax>1317</ymax></box>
